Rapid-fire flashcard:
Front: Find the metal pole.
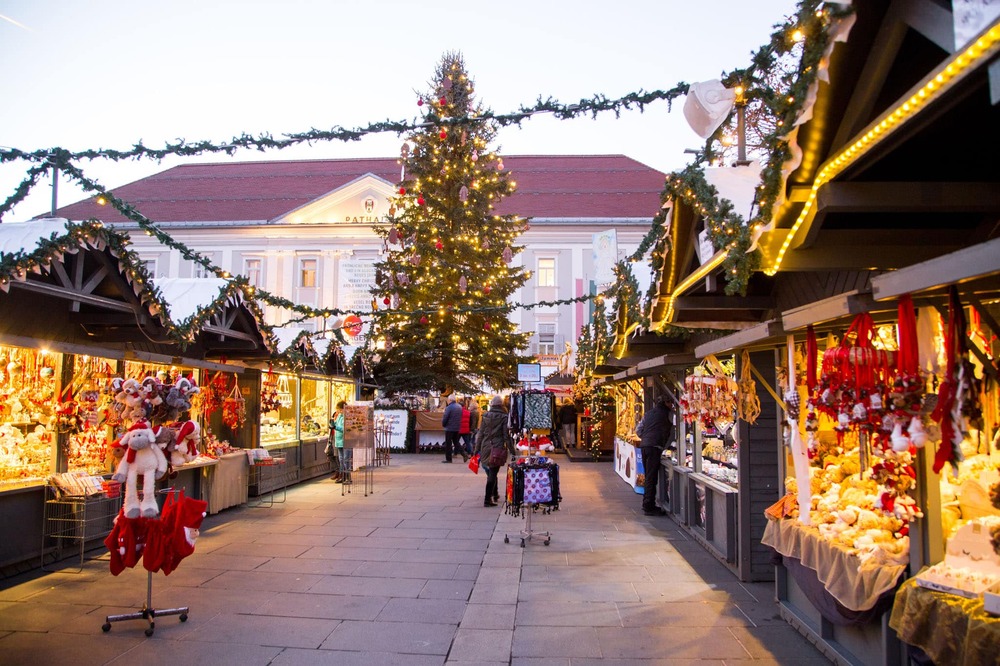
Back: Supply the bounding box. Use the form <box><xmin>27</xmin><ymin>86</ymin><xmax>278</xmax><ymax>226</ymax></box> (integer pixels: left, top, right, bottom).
<box><xmin>51</xmin><ymin>165</ymin><xmax>59</xmax><ymax>215</ymax></box>
<box><xmin>735</xmin><ymin>104</ymin><xmax>751</xmax><ymax>166</ymax></box>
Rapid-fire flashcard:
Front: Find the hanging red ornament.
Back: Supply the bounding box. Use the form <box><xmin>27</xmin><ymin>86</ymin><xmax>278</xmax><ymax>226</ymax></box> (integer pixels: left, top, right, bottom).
<box><xmin>420</xmin><ymin>315</ymin><xmax>429</xmax><ymax>324</ymax></box>
<box><xmin>439</xmin><ymin>131</ymin><xmax>447</xmax><ymax>140</ymax></box>
<box><xmin>417</xmin><ymin>98</ymin><xmax>424</xmax><ymax>107</ymax></box>
<box><xmin>439</xmin><ymin>97</ymin><xmax>447</xmax><ymax>106</ymax></box>
<box><xmin>484</xmin><ymin>321</ymin><xmax>492</xmax><ymax>331</ymax></box>
<box><xmin>484</xmin><ymin>284</ymin><xmax>491</xmax><ymax>294</ymax></box>
<box><xmin>435</xmin><ymin>239</ymin><xmax>443</xmax><ymax>250</ymax></box>
<box><xmin>399</xmin><ymin>187</ymin><xmax>406</xmax><ymax>195</ymax></box>
<box><xmin>417</xmin><ymin>196</ymin><xmax>425</xmax><ymax>206</ymax></box>
<box><xmin>383</xmin><ymin>297</ymin><xmax>390</xmax><ymax>306</ymax></box>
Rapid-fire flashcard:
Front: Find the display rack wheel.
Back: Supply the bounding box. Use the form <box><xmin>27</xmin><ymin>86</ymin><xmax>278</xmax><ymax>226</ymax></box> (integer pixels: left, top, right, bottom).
<box><xmin>544</xmin><ymin>539</ymin><xmax>550</xmax><ymax>546</ymax></box>
<box><xmin>520</xmin><ymin>539</ymin><xmax>525</xmax><ymax>548</ymax></box>
<box><xmin>179</xmin><ymin>613</ymin><xmax>188</xmax><ymax>622</ymax></box>
<box><xmin>102</xmin><ymin>623</ymin><xmax>111</xmax><ymax>633</ymax></box>
<box><xmin>145</xmin><ymin>626</ymin><xmax>154</xmax><ymax>637</ymax></box>
<box><xmin>504</xmin><ymin>536</ymin><xmax>509</xmax><ymax>544</ymax></box>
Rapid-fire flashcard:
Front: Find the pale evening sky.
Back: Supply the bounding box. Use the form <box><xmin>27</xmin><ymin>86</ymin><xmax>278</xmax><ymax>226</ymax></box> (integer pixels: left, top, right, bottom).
<box><xmin>0</xmin><ymin>0</ymin><xmax>799</xmax><ymax>221</ymax></box>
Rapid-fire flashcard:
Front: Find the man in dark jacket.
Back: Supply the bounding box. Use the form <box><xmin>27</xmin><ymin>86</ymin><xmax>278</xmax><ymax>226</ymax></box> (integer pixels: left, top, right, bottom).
<box><xmin>635</xmin><ymin>394</ymin><xmax>673</xmax><ymax>516</ymax></box>
<box><xmin>441</xmin><ymin>395</ymin><xmax>466</xmax><ymax>463</ymax></box>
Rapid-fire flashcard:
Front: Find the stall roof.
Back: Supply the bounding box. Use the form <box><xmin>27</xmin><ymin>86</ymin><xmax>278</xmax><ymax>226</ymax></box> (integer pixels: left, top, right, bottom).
<box><xmin>0</xmin><ymin>218</ymin><xmax>273</xmax><ymax>359</ymax></box>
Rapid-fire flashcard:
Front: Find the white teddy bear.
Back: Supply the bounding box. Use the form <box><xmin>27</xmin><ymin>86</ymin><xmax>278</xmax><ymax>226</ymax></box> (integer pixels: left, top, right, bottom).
<box><xmin>111</xmin><ymin>420</ymin><xmax>168</xmax><ymax>518</ymax></box>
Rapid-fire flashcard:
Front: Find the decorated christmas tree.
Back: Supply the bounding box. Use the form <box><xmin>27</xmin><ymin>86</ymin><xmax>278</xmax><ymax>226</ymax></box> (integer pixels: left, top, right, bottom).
<box><xmin>368</xmin><ymin>52</ymin><xmax>531</xmax><ymax>395</ymax></box>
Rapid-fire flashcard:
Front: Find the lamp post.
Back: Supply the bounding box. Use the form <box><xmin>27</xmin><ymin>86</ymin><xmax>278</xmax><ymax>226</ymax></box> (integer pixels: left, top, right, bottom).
<box><xmin>734</xmin><ymin>85</ymin><xmax>752</xmax><ymax>167</ymax></box>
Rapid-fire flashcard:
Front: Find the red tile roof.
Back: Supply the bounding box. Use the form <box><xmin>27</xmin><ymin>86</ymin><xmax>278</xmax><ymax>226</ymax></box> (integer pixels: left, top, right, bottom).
<box><xmin>54</xmin><ymin>155</ymin><xmax>666</xmax><ymax>223</ymax></box>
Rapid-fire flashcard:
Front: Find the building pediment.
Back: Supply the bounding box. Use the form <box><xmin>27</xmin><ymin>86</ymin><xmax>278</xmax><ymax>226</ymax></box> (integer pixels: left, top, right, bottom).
<box><xmin>272</xmin><ymin>173</ymin><xmax>397</xmax><ymax>226</ymax></box>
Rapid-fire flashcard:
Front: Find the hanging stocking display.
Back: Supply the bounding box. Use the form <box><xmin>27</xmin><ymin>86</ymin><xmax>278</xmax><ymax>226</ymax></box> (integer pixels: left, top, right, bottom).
<box><xmin>930</xmin><ymin>287</ymin><xmax>979</xmax><ymax>474</ymax></box>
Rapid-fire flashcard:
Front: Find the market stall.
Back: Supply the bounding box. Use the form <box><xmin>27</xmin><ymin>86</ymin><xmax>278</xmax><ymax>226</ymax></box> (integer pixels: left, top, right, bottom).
<box><xmin>0</xmin><ymin>218</ymin><xmax>273</xmax><ymax>571</ymax></box>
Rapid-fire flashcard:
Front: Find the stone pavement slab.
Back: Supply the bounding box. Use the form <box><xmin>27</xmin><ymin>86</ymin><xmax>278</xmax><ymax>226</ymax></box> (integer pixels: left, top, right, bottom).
<box><xmin>0</xmin><ymin>453</ymin><xmax>830</xmax><ymax>664</ymax></box>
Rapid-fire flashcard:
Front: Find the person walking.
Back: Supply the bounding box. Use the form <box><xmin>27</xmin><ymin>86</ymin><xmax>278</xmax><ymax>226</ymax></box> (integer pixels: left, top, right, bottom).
<box><xmin>474</xmin><ymin>395</ymin><xmax>514</xmax><ymax>507</ymax></box>
<box><xmin>468</xmin><ymin>398</ymin><xmax>481</xmax><ymax>455</ymax></box>
<box><xmin>441</xmin><ymin>394</ymin><xmax>466</xmax><ymax>463</ymax></box>
<box><xmin>459</xmin><ymin>398</ymin><xmax>474</xmax><ymax>457</ymax></box>
<box><xmin>635</xmin><ymin>394</ymin><xmax>673</xmax><ymax>516</ymax></box>
<box><xmin>329</xmin><ymin>400</ymin><xmax>348</xmax><ymax>483</ymax></box>
<box><xmin>558</xmin><ymin>398</ymin><xmax>578</xmax><ymax>449</ymax></box>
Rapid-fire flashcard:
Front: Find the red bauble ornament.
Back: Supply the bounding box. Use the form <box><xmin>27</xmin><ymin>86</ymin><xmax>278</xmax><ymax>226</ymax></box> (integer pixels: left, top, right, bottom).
<box><xmin>484</xmin><ymin>321</ymin><xmax>492</xmax><ymax>330</ymax></box>
<box><xmin>439</xmin><ymin>97</ymin><xmax>447</xmax><ymax>106</ymax></box>
<box><xmin>435</xmin><ymin>239</ymin><xmax>443</xmax><ymax>250</ymax></box>
<box><xmin>417</xmin><ymin>196</ymin><xmax>425</xmax><ymax>206</ymax></box>
<box><xmin>439</xmin><ymin>131</ymin><xmax>447</xmax><ymax>140</ymax></box>
<box><xmin>383</xmin><ymin>297</ymin><xmax>390</xmax><ymax>306</ymax></box>
<box><xmin>484</xmin><ymin>284</ymin><xmax>491</xmax><ymax>294</ymax></box>
<box><xmin>420</xmin><ymin>315</ymin><xmax>428</xmax><ymax>324</ymax></box>
<box><xmin>399</xmin><ymin>187</ymin><xmax>406</xmax><ymax>195</ymax></box>
<box><xmin>417</xmin><ymin>98</ymin><xmax>424</xmax><ymax>107</ymax></box>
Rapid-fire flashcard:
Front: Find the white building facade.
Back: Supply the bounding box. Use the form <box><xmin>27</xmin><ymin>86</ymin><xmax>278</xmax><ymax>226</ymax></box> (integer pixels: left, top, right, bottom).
<box><xmin>56</xmin><ymin>156</ymin><xmax>665</xmax><ymax>376</ymax></box>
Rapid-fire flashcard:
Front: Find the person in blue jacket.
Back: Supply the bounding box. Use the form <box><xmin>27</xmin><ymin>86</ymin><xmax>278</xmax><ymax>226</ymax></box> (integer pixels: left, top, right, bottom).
<box><xmin>441</xmin><ymin>394</ymin><xmax>467</xmax><ymax>463</ymax></box>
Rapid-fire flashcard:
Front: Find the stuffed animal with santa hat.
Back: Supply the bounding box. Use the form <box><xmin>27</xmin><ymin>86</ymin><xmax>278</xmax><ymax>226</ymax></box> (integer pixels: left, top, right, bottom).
<box><xmin>111</xmin><ymin>420</ymin><xmax>168</xmax><ymax>519</ymax></box>
<box><xmin>168</xmin><ymin>418</ymin><xmax>200</xmax><ymax>466</ymax></box>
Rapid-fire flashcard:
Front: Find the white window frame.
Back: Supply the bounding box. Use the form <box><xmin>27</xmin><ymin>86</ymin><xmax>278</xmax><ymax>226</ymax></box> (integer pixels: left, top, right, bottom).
<box><xmin>244</xmin><ymin>257</ymin><xmax>264</xmax><ymax>288</ymax></box>
<box><xmin>537</xmin><ymin>257</ymin><xmax>556</xmax><ymax>287</ymax></box>
<box><xmin>299</xmin><ymin>258</ymin><xmax>318</xmax><ymax>288</ymax></box>
<box><xmin>538</xmin><ymin>322</ymin><xmax>557</xmax><ymax>356</ymax></box>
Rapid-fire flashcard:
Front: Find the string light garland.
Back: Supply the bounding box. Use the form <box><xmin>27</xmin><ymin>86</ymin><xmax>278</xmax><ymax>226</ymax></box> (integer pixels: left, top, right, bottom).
<box><xmin>0</xmin><ymin>0</ymin><xmax>861</xmax><ymax>381</ymax></box>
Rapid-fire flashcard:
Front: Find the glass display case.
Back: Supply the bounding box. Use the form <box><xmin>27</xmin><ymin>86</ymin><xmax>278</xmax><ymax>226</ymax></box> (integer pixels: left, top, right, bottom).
<box><xmin>260</xmin><ymin>372</ymin><xmax>298</xmax><ymax>447</ymax></box>
<box><xmin>299</xmin><ymin>376</ymin><xmax>329</xmax><ymax>441</ymax></box>
<box><xmin>0</xmin><ymin>345</ymin><xmax>60</xmax><ymax>490</ymax></box>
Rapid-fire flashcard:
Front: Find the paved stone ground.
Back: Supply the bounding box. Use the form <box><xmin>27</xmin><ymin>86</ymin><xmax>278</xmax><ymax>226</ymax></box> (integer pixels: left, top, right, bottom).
<box><xmin>0</xmin><ymin>454</ymin><xmax>830</xmax><ymax>665</ymax></box>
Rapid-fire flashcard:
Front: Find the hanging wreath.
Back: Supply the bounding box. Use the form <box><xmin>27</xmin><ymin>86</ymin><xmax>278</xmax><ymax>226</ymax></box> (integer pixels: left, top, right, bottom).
<box><xmin>222</xmin><ymin>375</ymin><xmax>246</xmax><ymax>430</ymax></box>
<box><xmin>736</xmin><ymin>349</ymin><xmax>761</xmax><ymax>425</ymax></box>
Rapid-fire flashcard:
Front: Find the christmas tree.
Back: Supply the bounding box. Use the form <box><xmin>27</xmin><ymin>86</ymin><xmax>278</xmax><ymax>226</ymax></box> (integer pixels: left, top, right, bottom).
<box><xmin>368</xmin><ymin>52</ymin><xmax>531</xmax><ymax>395</ymax></box>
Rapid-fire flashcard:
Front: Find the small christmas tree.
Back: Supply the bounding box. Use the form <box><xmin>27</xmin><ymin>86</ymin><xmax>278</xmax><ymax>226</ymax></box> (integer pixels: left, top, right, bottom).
<box><xmin>369</xmin><ymin>52</ymin><xmax>531</xmax><ymax>394</ymax></box>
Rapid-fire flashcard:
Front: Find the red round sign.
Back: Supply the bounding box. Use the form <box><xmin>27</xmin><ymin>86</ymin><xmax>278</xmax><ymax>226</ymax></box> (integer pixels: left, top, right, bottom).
<box><xmin>343</xmin><ymin>315</ymin><xmax>363</xmax><ymax>337</ymax></box>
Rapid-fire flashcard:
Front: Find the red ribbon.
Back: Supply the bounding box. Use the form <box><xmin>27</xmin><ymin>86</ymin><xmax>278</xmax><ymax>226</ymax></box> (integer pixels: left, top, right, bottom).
<box><xmin>897</xmin><ymin>294</ymin><xmax>918</xmax><ymax>376</ymax></box>
<box><xmin>806</xmin><ymin>325</ymin><xmax>818</xmax><ymax>391</ymax></box>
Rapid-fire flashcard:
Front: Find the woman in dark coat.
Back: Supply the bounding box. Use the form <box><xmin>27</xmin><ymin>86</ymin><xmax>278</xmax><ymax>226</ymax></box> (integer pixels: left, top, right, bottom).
<box><xmin>474</xmin><ymin>395</ymin><xmax>515</xmax><ymax>507</ymax></box>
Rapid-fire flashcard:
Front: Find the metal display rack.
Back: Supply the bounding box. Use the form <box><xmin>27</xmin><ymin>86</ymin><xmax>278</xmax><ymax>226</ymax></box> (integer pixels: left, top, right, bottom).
<box><xmin>41</xmin><ymin>487</ymin><xmax>122</xmax><ymax>572</ymax></box>
<box><xmin>248</xmin><ymin>452</ymin><xmax>290</xmax><ymax>507</ymax></box>
<box><xmin>101</xmin><ymin>488</ymin><xmax>189</xmax><ymax>636</ymax></box>
<box><xmin>503</xmin><ymin>450</ymin><xmax>559</xmax><ymax>548</ymax></box>
<box><xmin>374</xmin><ymin>423</ymin><xmax>392</xmax><ymax>467</ymax></box>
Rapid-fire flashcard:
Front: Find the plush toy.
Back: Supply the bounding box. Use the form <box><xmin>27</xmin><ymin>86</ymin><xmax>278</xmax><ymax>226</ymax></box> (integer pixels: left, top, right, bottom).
<box><xmin>150</xmin><ymin>424</ymin><xmax>181</xmax><ymax>467</ymax></box>
<box><xmin>115</xmin><ymin>378</ymin><xmax>146</xmax><ymax>422</ymax></box>
<box><xmin>164</xmin><ymin>377</ymin><xmax>199</xmax><ymax>420</ymax></box>
<box><xmin>112</xmin><ymin>420</ymin><xmax>168</xmax><ymax>519</ymax></box>
<box><xmin>173</xmin><ymin>420</ymin><xmax>200</xmax><ymax>465</ymax></box>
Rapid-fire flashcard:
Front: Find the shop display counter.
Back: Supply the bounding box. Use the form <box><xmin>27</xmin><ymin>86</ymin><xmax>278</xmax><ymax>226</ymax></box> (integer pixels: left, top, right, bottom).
<box><xmin>669</xmin><ymin>462</ymin><xmax>691</xmax><ymax>525</ymax></box>
<box><xmin>890</xmin><ymin>577</ymin><xmax>1000</xmax><ymax>665</ymax></box>
<box><xmin>299</xmin><ymin>437</ymin><xmax>332</xmax><ymax>481</ymax></box>
<box><xmin>765</xmin><ymin>518</ymin><xmax>905</xmax><ymax>666</ymax></box>
<box><xmin>413</xmin><ymin>410</ymin><xmax>447</xmax><ymax>451</ymax></box>
<box><xmin>688</xmin><ymin>472</ymin><xmax>738</xmax><ymax>564</ymax></box>
<box><xmin>203</xmin><ymin>452</ymin><xmax>248</xmax><ymax>514</ymax></box>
